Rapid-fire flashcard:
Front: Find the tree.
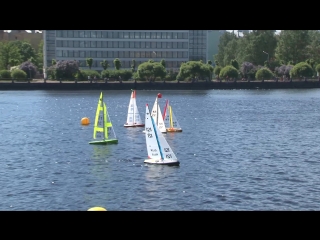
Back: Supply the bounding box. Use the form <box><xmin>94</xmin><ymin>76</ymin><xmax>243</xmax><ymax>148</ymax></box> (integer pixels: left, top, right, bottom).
<box><xmin>11</xmin><ymin>40</ymin><xmax>36</xmax><ymax>63</ymax></box>
<box><xmin>290</xmin><ymin>62</ymin><xmax>313</xmax><ymax>79</ymax></box>
<box><xmin>131</xmin><ymin>59</ymin><xmax>136</xmax><ymax>72</ymax></box>
<box><xmin>52</xmin><ymin>59</ymin><xmax>57</xmax><ymax>65</ymax></box>
<box><xmin>36</xmin><ymin>40</ymin><xmax>44</xmax><ymax>73</ymax></box>
<box><xmin>315</xmin><ymin>64</ymin><xmax>320</xmax><ymax>76</ymax></box>
<box><xmin>86</xmin><ymin>58</ymin><xmax>93</xmax><ymax>69</ymax></box>
<box><xmin>100</xmin><ymin>60</ymin><xmax>109</xmax><ymax>70</ymax></box>
<box><xmin>231</xmin><ymin>59</ymin><xmax>239</xmax><ymax>69</ymax></box>
<box><xmin>55</xmin><ymin>60</ymin><xmax>80</xmax><ymax>79</ymax></box>
<box><xmin>11</xmin><ymin>69</ymin><xmax>27</xmax><ymax>79</ymax></box>
<box><xmin>214</xmin><ymin>66</ymin><xmax>222</xmax><ymax>79</ymax></box>
<box><xmin>275</xmin><ymin>30</ymin><xmax>310</xmax><ymax>65</ymax></box>
<box><xmin>19</xmin><ymin>61</ymin><xmax>38</xmax><ymax>78</ymax></box>
<box><xmin>0</xmin><ymin>41</ymin><xmax>21</xmax><ymax>70</ymax></box>
<box><xmin>177</xmin><ymin>61</ymin><xmax>211</xmax><ymax>80</ymax></box>
<box><xmin>207</xmin><ymin>60</ymin><xmax>212</xmax><ymax>65</ymax></box>
<box><xmin>113</xmin><ymin>58</ymin><xmax>122</xmax><ymax>70</ymax></box>
<box><xmin>274</xmin><ymin>65</ymin><xmax>293</xmax><ymax>78</ymax></box>
<box><xmin>219</xmin><ymin>65</ymin><xmax>239</xmax><ymax>80</ymax></box>
<box><xmin>255</xmin><ymin>68</ymin><xmax>274</xmax><ymax>80</ymax></box>
<box><xmin>160</xmin><ymin>59</ymin><xmax>166</xmax><ymax>68</ymax></box>
<box><xmin>137</xmin><ymin>61</ymin><xmax>166</xmax><ymax>81</ymax></box>
<box><xmin>214</xmin><ymin>32</ymin><xmax>237</xmax><ymax>67</ymax></box>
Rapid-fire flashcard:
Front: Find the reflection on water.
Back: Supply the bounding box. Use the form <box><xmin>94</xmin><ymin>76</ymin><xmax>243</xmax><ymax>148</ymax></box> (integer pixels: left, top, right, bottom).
<box><xmin>91</xmin><ymin>145</ymin><xmax>111</xmax><ymax>161</ymax></box>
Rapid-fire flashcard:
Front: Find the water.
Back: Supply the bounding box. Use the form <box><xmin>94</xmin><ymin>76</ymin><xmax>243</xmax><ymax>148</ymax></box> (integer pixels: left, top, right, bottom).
<box><xmin>1</xmin><ymin>89</ymin><xmax>320</xmax><ymax>210</ymax></box>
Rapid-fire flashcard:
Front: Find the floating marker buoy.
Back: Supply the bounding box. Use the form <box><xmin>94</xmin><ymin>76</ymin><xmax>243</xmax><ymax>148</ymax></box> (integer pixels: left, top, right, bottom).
<box><xmin>81</xmin><ymin>117</ymin><xmax>90</xmax><ymax>125</ymax></box>
<box><xmin>157</xmin><ymin>93</ymin><xmax>162</xmax><ymax>98</ymax></box>
<box><xmin>87</xmin><ymin>207</ymin><xmax>107</xmax><ymax>211</ymax></box>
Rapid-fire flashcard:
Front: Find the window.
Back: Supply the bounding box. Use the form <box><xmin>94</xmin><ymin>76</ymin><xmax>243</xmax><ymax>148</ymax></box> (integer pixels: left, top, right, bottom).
<box><xmin>56</xmin><ymin>40</ymin><xmax>62</xmax><ymax>47</ymax></box>
<box><xmin>167</xmin><ymin>61</ymin><xmax>172</xmax><ymax>67</ymax></box>
<box><xmin>119</xmin><ymin>51</ymin><xmax>123</xmax><ymax>58</ymax></box>
<box><xmin>130</xmin><ymin>42</ymin><xmax>134</xmax><ymax>48</ymax></box>
<box><xmin>183</xmin><ymin>32</ymin><xmax>188</xmax><ymax>39</ymax></box>
<box><xmin>56</xmin><ymin>31</ymin><xmax>62</xmax><ymax>37</ymax></box>
<box><xmin>167</xmin><ymin>42</ymin><xmax>172</xmax><ymax>48</ymax></box>
<box><xmin>124</xmin><ymin>51</ymin><xmax>129</xmax><ymax>58</ymax></box>
<box><xmin>135</xmin><ymin>52</ymin><xmax>140</xmax><ymax>58</ymax></box>
<box><xmin>119</xmin><ymin>32</ymin><xmax>123</xmax><ymax>38</ymax></box>
<box><xmin>62</xmin><ymin>50</ymin><xmax>68</xmax><ymax>57</ymax></box>
<box><xmin>124</xmin><ymin>42</ymin><xmax>129</xmax><ymax>48</ymax></box>
<box><xmin>108</xmin><ymin>41</ymin><xmax>112</xmax><ymax>48</ymax></box>
<box><xmin>161</xmin><ymin>32</ymin><xmax>166</xmax><ymax>39</ymax></box>
<box><xmin>86</xmin><ymin>51</ymin><xmax>90</xmax><ymax>57</ymax></box>
<box><xmin>167</xmin><ymin>32</ymin><xmax>172</xmax><ymax>39</ymax></box>
<box><xmin>113</xmin><ymin>32</ymin><xmax>119</xmax><ymax>38</ymax></box>
<box><xmin>183</xmin><ymin>42</ymin><xmax>188</xmax><ymax>48</ymax></box>
<box><xmin>114</xmin><ymin>51</ymin><xmax>119</xmax><ymax>58</ymax></box>
<box><xmin>80</xmin><ymin>41</ymin><xmax>85</xmax><ymax>48</ymax></box>
<box><xmin>68</xmin><ymin>50</ymin><xmax>74</xmax><ymax>57</ymax></box>
<box><xmin>91</xmin><ymin>41</ymin><xmax>96</xmax><ymax>48</ymax></box>
<box><xmin>177</xmin><ymin>42</ymin><xmax>183</xmax><ymax>49</ymax></box>
<box><xmin>102</xmin><ymin>41</ymin><xmax>107</xmax><ymax>48</ymax></box>
<box><xmin>162</xmin><ymin>51</ymin><xmax>166</xmax><ymax>58</ymax></box>
<box><xmin>172</xmin><ymin>42</ymin><xmax>177</xmax><ymax>48</ymax></box>
<box><xmin>85</xmin><ymin>41</ymin><xmax>90</xmax><ymax>48</ymax></box>
<box><xmin>74</xmin><ymin>51</ymin><xmax>79</xmax><ymax>57</ymax></box>
<box><xmin>96</xmin><ymin>31</ymin><xmax>101</xmax><ymax>38</ymax></box>
<box><xmin>107</xmin><ymin>51</ymin><xmax>113</xmax><ymax>58</ymax></box>
<box><xmin>141</xmin><ymin>42</ymin><xmax>145</xmax><ymax>48</ymax></box>
<box><xmin>74</xmin><ymin>31</ymin><xmax>79</xmax><ymax>38</ymax></box>
<box><xmin>183</xmin><ymin>51</ymin><xmax>188</xmax><ymax>58</ymax></box>
<box><xmin>102</xmin><ymin>31</ymin><xmax>107</xmax><ymax>38</ymax></box>
<box><xmin>119</xmin><ymin>41</ymin><xmax>123</xmax><ymax>48</ymax></box>
<box><xmin>156</xmin><ymin>51</ymin><xmax>161</xmax><ymax>58</ymax></box>
<box><xmin>62</xmin><ymin>31</ymin><xmax>67</xmax><ymax>38</ymax></box>
<box><xmin>91</xmin><ymin>51</ymin><xmax>96</xmax><ymax>57</ymax></box>
<box><xmin>178</xmin><ymin>33</ymin><xmax>183</xmax><ymax>39</ymax></box>
<box><xmin>79</xmin><ymin>31</ymin><xmax>85</xmax><ymax>38</ymax></box>
<box><xmin>167</xmin><ymin>51</ymin><xmax>172</xmax><ymax>58</ymax></box>
<box><xmin>74</xmin><ymin>41</ymin><xmax>79</xmax><ymax>47</ymax></box>
<box><xmin>130</xmin><ymin>32</ymin><xmax>134</xmax><ymax>39</ymax></box>
<box><xmin>178</xmin><ymin>52</ymin><xmax>182</xmax><ymax>58</ymax></box>
<box><xmin>101</xmin><ymin>51</ymin><xmax>106</xmax><ymax>58</ymax></box>
<box><xmin>68</xmin><ymin>40</ymin><xmax>73</xmax><ymax>47</ymax></box>
<box><xmin>84</xmin><ymin>31</ymin><xmax>90</xmax><ymax>38</ymax></box>
<box><xmin>146</xmin><ymin>42</ymin><xmax>150</xmax><ymax>48</ymax></box>
<box><xmin>108</xmin><ymin>32</ymin><xmax>112</xmax><ymax>38</ymax></box>
<box><xmin>124</xmin><ymin>32</ymin><xmax>129</xmax><ymax>38</ymax></box>
<box><xmin>134</xmin><ymin>42</ymin><xmax>140</xmax><ymax>48</ymax></box>
<box><xmin>151</xmin><ymin>42</ymin><xmax>156</xmax><ymax>48</ymax></box>
<box><xmin>79</xmin><ymin>51</ymin><xmax>85</xmax><ymax>57</ymax></box>
<box><xmin>145</xmin><ymin>51</ymin><xmax>150</xmax><ymax>58</ymax></box>
<box><xmin>156</xmin><ymin>32</ymin><xmax>161</xmax><ymax>39</ymax></box>
<box><xmin>111</xmin><ymin>41</ymin><xmax>117</xmax><ymax>48</ymax></box>
<box><xmin>162</xmin><ymin>42</ymin><xmax>166</xmax><ymax>48</ymax></box>
<box><xmin>173</xmin><ymin>61</ymin><xmax>177</xmax><ymax>68</ymax></box>
<box><xmin>62</xmin><ymin>40</ymin><xmax>68</xmax><ymax>47</ymax></box>
<box><xmin>67</xmin><ymin>30</ymin><xmax>73</xmax><ymax>37</ymax></box>
<box><xmin>140</xmin><ymin>32</ymin><xmax>145</xmax><ymax>39</ymax></box>
<box><xmin>130</xmin><ymin>51</ymin><xmax>134</xmax><ymax>58</ymax></box>
<box><xmin>146</xmin><ymin>32</ymin><xmax>150</xmax><ymax>38</ymax></box>
<box><xmin>172</xmin><ymin>51</ymin><xmax>177</xmax><ymax>58</ymax></box>
<box><xmin>151</xmin><ymin>32</ymin><xmax>156</xmax><ymax>39</ymax></box>
<box><xmin>90</xmin><ymin>31</ymin><xmax>96</xmax><ymax>38</ymax></box>
<box><xmin>56</xmin><ymin>50</ymin><xmax>62</xmax><ymax>57</ymax></box>
<box><xmin>140</xmin><ymin>51</ymin><xmax>145</xmax><ymax>58</ymax></box>
<box><xmin>173</xmin><ymin>32</ymin><xmax>177</xmax><ymax>39</ymax></box>
<box><xmin>157</xmin><ymin>42</ymin><xmax>161</xmax><ymax>48</ymax></box>
<box><xmin>97</xmin><ymin>41</ymin><xmax>101</xmax><ymax>48</ymax></box>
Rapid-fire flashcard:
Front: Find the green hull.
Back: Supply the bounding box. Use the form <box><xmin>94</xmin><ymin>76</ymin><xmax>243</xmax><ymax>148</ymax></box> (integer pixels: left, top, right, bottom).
<box><xmin>89</xmin><ymin>139</ymin><xmax>118</xmax><ymax>145</ymax></box>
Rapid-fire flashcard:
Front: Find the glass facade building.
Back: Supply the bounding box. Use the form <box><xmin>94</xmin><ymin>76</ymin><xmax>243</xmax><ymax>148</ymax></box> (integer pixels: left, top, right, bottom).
<box><xmin>44</xmin><ymin>30</ymin><xmax>208</xmax><ymax>71</ymax></box>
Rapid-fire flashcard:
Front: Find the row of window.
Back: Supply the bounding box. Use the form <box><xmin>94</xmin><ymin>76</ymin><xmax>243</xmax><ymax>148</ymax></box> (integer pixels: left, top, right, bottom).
<box><xmin>56</xmin><ymin>40</ymin><xmax>188</xmax><ymax>49</ymax></box>
<box><xmin>56</xmin><ymin>31</ymin><xmax>189</xmax><ymax>39</ymax></box>
<box><xmin>66</xmin><ymin>60</ymin><xmax>182</xmax><ymax>68</ymax></box>
<box><xmin>56</xmin><ymin>50</ymin><xmax>189</xmax><ymax>58</ymax></box>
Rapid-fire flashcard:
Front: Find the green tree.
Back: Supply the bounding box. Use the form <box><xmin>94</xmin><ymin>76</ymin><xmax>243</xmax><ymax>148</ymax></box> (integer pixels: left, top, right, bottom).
<box><xmin>219</xmin><ymin>65</ymin><xmax>239</xmax><ymax>80</ymax></box>
<box><xmin>100</xmin><ymin>60</ymin><xmax>109</xmax><ymax>70</ymax></box>
<box><xmin>315</xmin><ymin>64</ymin><xmax>320</xmax><ymax>76</ymax></box>
<box><xmin>214</xmin><ymin>32</ymin><xmax>237</xmax><ymax>67</ymax></box>
<box><xmin>306</xmin><ymin>30</ymin><xmax>320</xmax><ymax>64</ymax></box>
<box><xmin>52</xmin><ymin>59</ymin><xmax>57</xmax><ymax>65</ymax></box>
<box><xmin>160</xmin><ymin>59</ymin><xmax>166</xmax><ymax>68</ymax></box>
<box><xmin>11</xmin><ymin>69</ymin><xmax>27</xmax><ymax>79</ymax></box>
<box><xmin>11</xmin><ymin>40</ymin><xmax>36</xmax><ymax>63</ymax></box>
<box><xmin>86</xmin><ymin>58</ymin><xmax>93</xmax><ymax>69</ymax></box>
<box><xmin>131</xmin><ymin>59</ymin><xmax>136</xmax><ymax>72</ymax></box>
<box><xmin>0</xmin><ymin>41</ymin><xmax>21</xmax><ymax>70</ymax></box>
<box><xmin>275</xmin><ymin>30</ymin><xmax>310</xmax><ymax>65</ymax></box>
<box><xmin>255</xmin><ymin>68</ymin><xmax>274</xmax><ymax>80</ymax></box>
<box><xmin>36</xmin><ymin>40</ymin><xmax>43</xmax><ymax>73</ymax></box>
<box><xmin>290</xmin><ymin>62</ymin><xmax>313</xmax><ymax>78</ymax></box>
<box><xmin>137</xmin><ymin>61</ymin><xmax>166</xmax><ymax>81</ymax></box>
<box><xmin>113</xmin><ymin>58</ymin><xmax>122</xmax><ymax>70</ymax></box>
<box><xmin>231</xmin><ymin>59</ymin><xmax>239</xmax><ymax>69</ymax></box>
<box><xmin>214</xmin><ymin>66</ymin><xmax>222</xmax><ymax>79</ymax></box>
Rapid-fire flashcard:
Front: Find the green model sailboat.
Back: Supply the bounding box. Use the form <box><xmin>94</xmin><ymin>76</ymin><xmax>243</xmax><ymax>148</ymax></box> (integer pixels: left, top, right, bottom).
<box><xmin>89</xmin><ymin>92</ymin><xmax>118</xmax><ymax>145</ymax></box>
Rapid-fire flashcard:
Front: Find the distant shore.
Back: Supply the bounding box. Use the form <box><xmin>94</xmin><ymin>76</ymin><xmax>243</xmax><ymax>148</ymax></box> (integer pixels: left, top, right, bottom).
<box><xmin>0</xmin><ymin>79</ymin><xmax>319</xmax><ymax>90</ymax></box>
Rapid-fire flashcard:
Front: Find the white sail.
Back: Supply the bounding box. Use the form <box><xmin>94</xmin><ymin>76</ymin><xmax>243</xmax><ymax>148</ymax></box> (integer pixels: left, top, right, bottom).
<box><xmin>124</xmin><ymin>90</ymin><xmax>144</xmax><ymax>127</ymax></box>
<box><xmin>144</xmin><ymin>104</ymin><xmax>179</xmax><ymax>165</ymax></box>
<box><xmin>163</xmin><ymin>99</ymin><xmax>182</xmax><ymax>132</ymax></box>
<box><xmin>151</xmin><ymin>97</ymin><xmax>166</xmax><ymax>133</ymax></box>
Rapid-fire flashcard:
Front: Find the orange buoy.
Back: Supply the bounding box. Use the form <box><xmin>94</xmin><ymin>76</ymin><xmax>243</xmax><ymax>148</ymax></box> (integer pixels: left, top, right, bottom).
<box><xmin>87</xmin><ymin>207</ymin><xmax>107</xmax><ymax>211</ymax></box>
<box><xmin>81</xmin><ymin>117</ymin><xmax>90</xmax><ymax>125</ymax></box>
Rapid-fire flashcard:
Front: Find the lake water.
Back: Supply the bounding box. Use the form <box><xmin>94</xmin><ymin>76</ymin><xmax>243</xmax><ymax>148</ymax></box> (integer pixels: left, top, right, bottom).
<box><xmin>1</xmin><ymin>89</ymin><xmax>320</xmax><ymax>211</ymax></box>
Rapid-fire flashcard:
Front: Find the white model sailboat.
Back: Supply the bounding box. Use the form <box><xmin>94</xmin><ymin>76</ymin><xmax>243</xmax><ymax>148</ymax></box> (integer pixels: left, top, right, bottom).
<box><xmin>124</xmin><ymin>89</ymin><xmax>144</xmax><ymax>127</ymax></box>
<box><xmin>144</xmin><ymin>104</ymin><xmax>179</xmax><ymax>166</ymax></box>
<box><xmin>89</xmin><ymin>92</ymin><xmax>118</xmax><ymax>145</ymax></box>
<box><xmin>150</xmin><ymin>93</ymin><xmax>166</xmax><ymax>133</ymax></box>
<box><xmin>163</xmin><ymin>99</ymin><xmax>182</xmax><ymax>132</ymax></box>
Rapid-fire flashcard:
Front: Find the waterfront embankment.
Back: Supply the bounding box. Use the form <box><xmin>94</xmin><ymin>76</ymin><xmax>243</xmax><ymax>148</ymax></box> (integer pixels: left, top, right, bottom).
<box><xmin>0</xmin><ymin>79</ymin><xmax>320</xmax><ymax>90</ymax></box>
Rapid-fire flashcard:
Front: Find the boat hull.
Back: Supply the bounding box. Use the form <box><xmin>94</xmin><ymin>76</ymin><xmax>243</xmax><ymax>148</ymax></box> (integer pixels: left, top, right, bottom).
<box><xmin>89</xmin><ymin>139</ymin><xmax>118</xmax><ymax>145</ymax></box>
<box><xmin>144</xmin><ymin>158</ymin><xmax>180</xmax><ymax>166</ymax></box>
<box><xmin>124</xmin><ymin>124</ymin><xmax>145</xmax><ymax>127</ymax></box>
<box><xmin>166</xmin><ymin>128</ymin><xmax>182</xmax><ymax>132</ymax></box>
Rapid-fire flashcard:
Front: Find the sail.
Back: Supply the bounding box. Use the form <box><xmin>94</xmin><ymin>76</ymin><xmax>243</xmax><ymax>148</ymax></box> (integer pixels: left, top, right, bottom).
<box><xmin>93</xmin><ymin>92</ymin><xmax>105</xmax><ymax>140</ymax></box>
<box><xmin>169</xmin><ymin>106</ymin><xmax>181</xmax><ymax>129</ymax></box>
<box><xmin>145</xmin><ymin>104</ymin><xmax>161</xmax><ymax>159</ymax></box>
<box><xmin>151</xmin><ymin>97</ymin><xmax>166</xmax><ymax>133</ymax></box>
<box><xmin>145</xmin><ymin>104</ymin><xmax>177</xmax><ymax>161</ymax></box>
<box><xmin>163</xmin><ymin>100</ymin><xmax>170</xmax><ymax>127</ymax></box>
<box><xmin>125</xmin><ymin>90</ymin><xmax>143</xmax><ymax>126</ymax></box>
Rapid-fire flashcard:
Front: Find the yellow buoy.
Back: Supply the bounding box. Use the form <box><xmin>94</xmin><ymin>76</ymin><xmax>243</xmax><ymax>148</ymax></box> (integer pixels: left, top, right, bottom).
<box><xmin>81</xmin><ymin>117</ymin><xmax>90</xmax><ymax>125</ymax></box>
<box><xmin>87</xmin><ymin>207</ymin><xmax>107</xmax><ymax>211</ymax></box>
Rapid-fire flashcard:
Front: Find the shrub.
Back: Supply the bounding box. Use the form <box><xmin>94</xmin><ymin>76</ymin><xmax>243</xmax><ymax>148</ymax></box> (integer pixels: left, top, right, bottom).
<box><xmin>119</xmin><ymin>69</ymin><xmax>133</xmax><ymax>81</ymax></box>
<box><xmin>47</xmin><ymin>66</ymin><xmax>56</xmax><ymax>80</ymax></box>
<box><xmin>213</xmin><ymin>66</ymin><xmax>222</xmax><ymax>78</ymax></box>
<box><xmin>290</xmin><ymin>62</ymin><xmax>313</xmax><ymax>78</ymax></box>
<box><xmin>255</xmin><ymin>68</ymin><xmax>274</xmax><ymax>80</ymax></box>
<box><xmin>274</xmin><ymin>65</ymin><xmax>293</xmax><ymax>78</ymax></box>
<box><xmin>76</xmin><ymin>69</ymin><xmax>100</xmax><ymax>80</ymax></box>
<box><xmin>315</xmin><ymin>64</ymin><xmax>320</xmax><ymax>75</ymax></box>
<box><xmin>101</xmin><ymin>70</ymin><xmax>110</xmax><ymax>78</ymax></box>
<box><xmin>11</xmin><ymin>69</ymin><xmax>27</xmax><ymax>79</ymax></box>
<box><xmin>55</xmin><ymin>60</ymin><xmax>79</xmax><ymax>79</ymax></box>
<box><xmin>219</xmin><ymin>65</ymin><xmax>239</xmax><ymax>79</ymax></box>
<box><xmin>19</xmin><ymin>61</ymin><xmax>38</xmax><ymax>78</ymax></box>
<box><xmin>0</xmin><ymin>70</ymin><xmax>11</xmax><ymax>79</ymax></box>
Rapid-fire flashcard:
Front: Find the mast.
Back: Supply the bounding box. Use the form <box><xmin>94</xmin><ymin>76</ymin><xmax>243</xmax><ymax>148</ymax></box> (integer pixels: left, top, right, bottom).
<box><xmin>133</xmin><ymin>90</ymin><xmax>135</xmax><ymax>125</ymax></box>
<box><xmin>101</xmin><ymin>93</ymin><xmax>105</xmax><ymax>140</ymax></box>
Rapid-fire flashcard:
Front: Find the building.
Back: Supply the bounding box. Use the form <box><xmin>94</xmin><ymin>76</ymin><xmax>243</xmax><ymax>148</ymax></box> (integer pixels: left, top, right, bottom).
<box><xmin>43</xmin><ymin>30</ymin><xmax>209</xmax><ymax>75</ymax></box>
<box><xmin>0</xmin><ymin>30</ymin><xmax>43</xmax><ymax>50</ymax></box>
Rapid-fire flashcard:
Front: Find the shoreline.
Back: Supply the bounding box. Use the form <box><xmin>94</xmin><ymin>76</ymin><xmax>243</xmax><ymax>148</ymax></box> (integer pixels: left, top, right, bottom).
<box><xmin>0</xmin><ymin>79</ymin><xmax>320</xmax><ymax>90</ymax></box>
